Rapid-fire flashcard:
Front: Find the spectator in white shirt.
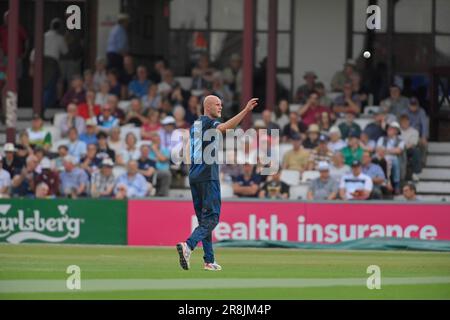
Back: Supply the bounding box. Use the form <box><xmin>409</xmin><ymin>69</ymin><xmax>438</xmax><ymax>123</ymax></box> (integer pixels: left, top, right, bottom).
<box><xmin>339</xmin><ymin>160</ymin><xmax>373</xmax><ymax>200</ymax></box>
<box><xmin>59</xmin><ymin>103</ymin><xmax>86</xmax><ymax>138</ymax></box>
<box><xmin>0</xmin><ymin>156</ymin><xmax>11</xmax><ymax>198</ymax></box>
<box><xmin>399</xmin><ymin>114</ymin><xmax>421</xmax><ymax>182</ymax></box>
<box><xmin>328</xmin><ymin>126</ymin><xmax>347</xmax><ymax>153</ymax></box>
<box><xmin>44</xmin><ymin>18</ymin><xmax>68</xmax><ymax>61</ymax></box>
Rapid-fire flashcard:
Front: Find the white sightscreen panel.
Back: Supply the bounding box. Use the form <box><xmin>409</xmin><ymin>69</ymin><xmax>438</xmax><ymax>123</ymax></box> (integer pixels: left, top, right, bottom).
<box><xmin>211</xmin><ymin>0</ymin><xmax>243</xmax><ymax>30</ymax></box>
<box><xmin>170</xmin><ymin>0</ymin><xmax>208</xmax><ymax>29</ymax></box>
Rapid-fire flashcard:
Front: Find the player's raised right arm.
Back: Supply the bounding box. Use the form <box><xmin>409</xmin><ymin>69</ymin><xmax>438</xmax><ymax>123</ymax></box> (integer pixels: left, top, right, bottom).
<box><xmin>216</xmin><ymin>98</ymin><xmax>258</xmax><ymax>134</ymax></box>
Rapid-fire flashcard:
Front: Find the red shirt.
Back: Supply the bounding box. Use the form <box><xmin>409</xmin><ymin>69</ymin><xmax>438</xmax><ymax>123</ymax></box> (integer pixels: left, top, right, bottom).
<box><xmin>0</xmin><ymin>25</ymin><xmax>28</xmax><ymax>56</ymax></box>
<box><xmin>301</xmin><ymin>105</ymin><xmax>331</xmax><ymax>126</ymax></box>
<box><xmin>77</xmin><ymin>103</ymin><xmax>101</xmax><ymax>120</ymax></box>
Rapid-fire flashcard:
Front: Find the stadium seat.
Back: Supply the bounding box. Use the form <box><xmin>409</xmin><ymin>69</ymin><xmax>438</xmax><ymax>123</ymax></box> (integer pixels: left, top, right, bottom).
<box><xmin>289</xmin><ymin>184</ymin><xmax>309</xmax><ymax>200</ymax></box>
<box><xmin>221</xmin><ymin>183</ymin><xmax>234</xmax><ymax>198</ymax></box>
<box><xmin>301</xmin><ymin>170</ymin><xmax>320</xmax><ymax>183</ymax></box>
<box><xmin>289</xmin><ymin>104</ymin><xmax>301</xmax><ymax>112</ymax></box>
<box><xmin>53</xmin><ymin>112</ymin><xmax>67</xmax><ymax>129</ymax></box>
<box><xmin>51</xmin><ymin>138</ymin><xmax>70</xmax><ymax>152</ymax></box>
<box><xmin>363</xmin><ymin>105</ymin><xmax>381</xmax><ymax>115</ymax></box>
<box><xmin>354</xmin><ymin>118</ymin><xmax>374</xmax><ymax>130</ymax></box>
<box><xmin>113</xmin><ymin>166</ymin><xmax>127</xmax><ymax>178</ymax></box>
<box><xmin>280</xmin><ymin>169</ymin><xmax>300</xmax><ymax>186</ymax></box>
<box><xmin>118</xmin><ymin>100</ymin><xmax>131</xmax><ymax>113</ymax></box>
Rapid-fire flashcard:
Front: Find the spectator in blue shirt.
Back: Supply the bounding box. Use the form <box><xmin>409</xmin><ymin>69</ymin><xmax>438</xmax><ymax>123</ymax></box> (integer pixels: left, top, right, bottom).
<box><xmin>67</xmin><ymin>127</ymin><xmax>87</xmax><ymax>162</ymax></box>
<box><xmin>114</xmin><ymin>160</ymin><xmax>149</xmax><ymax>199</ymax></box>
<box><xmin>361</xmin><ymin>151</ymin><xmax>386</xmax><ymax>199</ymax></box>
<box><xmin>59</xmin><ymin>155</ymin><xmax>89</xmax><ymax>198</ymax></box>
<box><xmin>128</xmin><ymin>65</ymin><xmax>151</xmax><ymax>98</ymax></box>
<box><xmin>148</xmin><ymin>132</ymin><xmax>172</xmax><ymax>197</ymax></box>
<box><xmin>232</xmin><ymin>164</ymin><xmax>261</xmax><ymax>198</ymax></box>
<box><xmin>97</xmin><ymin>104</ymin><xmax>119</xmax><ymax>133</ymax></box>
<box><xmin>137</xmin><ymin>143</ymin><xmax>156</xmax><ymax>183</ymax></box>
<box><xmin>79</xmin><ymin>118</ymin><xmax>98</xmax><ymax>145</ymax></box>
<box><xmin>106</xmin><ymin>13</ymin><xmax>129</xmax><ymax>72</ymax></box>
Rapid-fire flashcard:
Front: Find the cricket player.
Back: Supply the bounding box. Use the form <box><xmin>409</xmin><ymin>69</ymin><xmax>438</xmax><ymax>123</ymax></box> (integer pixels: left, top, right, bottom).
<box><xmin>177</xmin><ymin>95</ymin><xmax>258</xmax><ymax>271</ymax></box>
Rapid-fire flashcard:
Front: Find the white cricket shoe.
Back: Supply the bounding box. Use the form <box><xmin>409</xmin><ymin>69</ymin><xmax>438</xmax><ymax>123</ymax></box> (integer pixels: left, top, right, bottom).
<box><xmin>176</xmin><ymin>242</ymin><xmax>191</xmax><ymax>270</ymax></box>
<box><xmin>204</xmin><ymin>261</ymin><xmax>222</xmax><ymax>271</ymax></box>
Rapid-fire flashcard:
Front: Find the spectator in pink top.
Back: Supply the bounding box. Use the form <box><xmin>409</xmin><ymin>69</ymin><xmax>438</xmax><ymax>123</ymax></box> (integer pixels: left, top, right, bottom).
<box><xmin>298</xmin><ymin>91</ymin><xmax>331</xmax><ymax>127</ymax></box>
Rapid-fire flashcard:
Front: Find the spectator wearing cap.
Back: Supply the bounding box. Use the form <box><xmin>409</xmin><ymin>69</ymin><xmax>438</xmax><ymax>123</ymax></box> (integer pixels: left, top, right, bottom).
<box><xmin>35</xmin><ymin>158</ymin><xmax>59</xmax><ymax>196</ymax></box>
<box><xmin>35</xmin><ymin>182</ymin><xmax>50</xmax><ymax>199</ymax></box>
<box><xmin>26</xmin><ymin>114</ymin><xmax>52</xmax><ymax>151</ymax></box>
<box><xmin>331</xmin><ymin>60</ymin><xmax>359</xmax><ymax>92</ymax></box>
<box><xmin>399</xmin><ymin>114</ymin><xmax>421</xmax><ymax>182</ymax></box>
<box><xmin>128</xmin><ymin>65</ymin><xmax>151</xmax><ymax>99</ymax></box>
<box><xmin>303</xmin><ymin>124</ymin><xmax>321</xmax><ymax>149</ymax></box>
<box><xmin>314</xmin><ymin>82</ymin><xmax>333</xmax><ymax>108</ymax></box>
<box><xmin>339</xmin><ymin>160</ymin><xmax>373</xmax><ymax>200</ymax></box>
<box><xmin>298</xmin><ymin>91</ymin><xmax>331</xmax><ymax>127</ymax></box>
<box><xmin>106</xmin><ymin>13</ymin><xmax>129</xmax><ymax>72</ymax></box>
<box><xmin>360</xmin><ymin>132</ymin><xmax>376</xmax><ymax>153</ymax></box>
<box><xmin>114</xmin><ymin>160</ymin><xmax>149</xmax><ymax>199</ymax></box>
<box><xmin>338</xmin><ymin>111</ymin><xmax>361</xmax><ymax>140</ymax></box>
<box><xmin>282</xmin><ymin>111</ymin><xmax>307</xmax><ymax>142</ymax></box>
<box><xmin>377</xmin><ymin>121</ymin><xmax>405</xmax><ymax>194</ymax></box>
<box><xmin>402</xmin><ymin>182</ymin><xmax>419</xmax><ymax>201</ymax></box>
<box><xmin>116</xmin><ymin>132</ymin><xmax>140</xmax><ymax>166</ymax></box>
<box><xmin>307</xmin><ymin>161</ymin><xmax>338</xmax><ymax>200</ymax></box>
<box><xmin>148</xmin><ymin>132</ymin><xmax>172</xmax><ymax>197</ymax></box>
<box><xmin>59</xmin><ymin>155</ymin><xmax>89</xmax><ymax>198</ymax></box>
<box><xmin>11</xmin><ymin>155</ymin><xmax>39</xmax><ymax>197</ymax></box>
<box><xmin>282</xmin><ymin>134</ymin><xmax>310</xmax><ymax>173</ymax></box>
<box><xmin>67</xmin><ymin>127</ymin><xmax>87</xmax><ymax>162</ymax></box>
<box><xmin>328</xmin><ymin>126</ymin><xmax>346</xmax><ymax>153</ymax></box>
<box><xmin>0</xmin><ymin>155</ymin><xmax>11</xmax><ymax>198</ymax></box>
<box><xmin>232</xmin><ymin>164</ymin><xmax>261</xmax><ymax>198</ymax></box>
<box><xmin>258</xmin><ymin>170</ymin><xmax>289</xmax><ymax>199</ymax></box>
<box><xmin>333</xmin><ymin>82</ymin><xmax>361</xmax><ymax>116</ymax></box>
<box><xmin>96</xmin><ymin>132</ymin><xmax>116</xmax><ymax>161</ymax></box>
<box><xmin>295</xmin><ymin>71</ymin><xmax>318</xmax><ymax>104</ymax></box>
<box><xmin>309</xmin><ymin>134</ymin><xmax>333</xmax><ymax>169</ymax></box>
<box><xmin>79</xmin><ymin>118</ymin><xmax>98</xmax><ymax>145</ymax></box>
<box><xmin>364</xmin><ymin>112</ymin><xmax>387</xmax><ymax>142</ymax></box>
<box><xmin>61</xmin><ymin>75</ymin><xmax>86</xmax><ymax>108</ymax></box>
<box><xmin>60</xmin><ymin>103</ymin><xmax>86</xmax><ymax>138</ymax></box>
<box><xmin>2</xmin><ymin>143</ymin><xmax>24</xmax><ymax>178</ymax></box>
<box><xmin>93</xmin><ymin>57</ymin><xmax>107</xmax><ymax>91</ymax></box>
<box><xmin>159</xmin><ymin>116</ymin><xmax>177</xmax><ymax>150</ymax></box>
<box><xmin>222</xmin><ymin>53</ymin><xmax>243</xmax><ymax>96</ymax></box>
<box><xmin>80</xmin><ymin>144</ymin><xmax>102</xmax><ymax>177</ymax></box>
<box><xmin>137</xmin><ymin>143</ymin><xmax>157</xmax><ymax>183</ymax></box>
<box><xmin>77</xmin><ymin>89</ymin><xmax>101</xmax><ymax>120</ymax></box>
<box><xmin>380</xmin><ymin>84</ymin><xmax>409</xmax><ymax>119</ymax></box>
<box><xmin>329</xmin><ymin>151</ymin><xmax>351</xmax><ymax>180</ymax></box>
<box><xmin>90</xmin><ymin>158</ymin><xmax>116</xmax><ymax>198</ymax></box>
<box><xmin>361</xmin><ymin>151</ymin><xmax>386</xmax><ymax>199</ymax></box>
<box><xmin>97</xmin><ymin>104</ymin><xmax>120</xmax><ymax>133</ymax></box>
<box><xmin>341</xmin><ymin>131</ymin><xmax>364</xmax><ymax>166</ymax></box>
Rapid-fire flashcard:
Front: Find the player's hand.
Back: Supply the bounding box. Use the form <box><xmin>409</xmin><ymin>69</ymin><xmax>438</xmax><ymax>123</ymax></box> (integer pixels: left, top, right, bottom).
<box><xmin>245</xmin><ymin>98</ymin><xmax>259</xmax><ymax>112</ymax></box>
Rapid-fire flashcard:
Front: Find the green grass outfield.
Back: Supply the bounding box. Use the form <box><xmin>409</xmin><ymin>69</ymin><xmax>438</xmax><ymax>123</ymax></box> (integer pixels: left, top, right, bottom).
<box><xmin>0</xmin><ymin>244</ymin><xmax>450</xmax><ymax>299</ymax></box>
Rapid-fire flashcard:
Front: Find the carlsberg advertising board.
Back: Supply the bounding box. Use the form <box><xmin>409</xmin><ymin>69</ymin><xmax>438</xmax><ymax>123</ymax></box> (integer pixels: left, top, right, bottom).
<box><xmin>0</xmin><ymin>199</ymin><xmax>127</xmax><ymax>244</ymax></box>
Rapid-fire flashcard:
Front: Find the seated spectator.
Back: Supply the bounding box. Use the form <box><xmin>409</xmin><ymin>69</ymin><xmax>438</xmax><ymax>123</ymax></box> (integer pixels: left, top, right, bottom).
<box><xmin>258</xmin><ymin>170</ymin><xmax>289</xmax><ymax>199</ymax></box>
<box><xmin>35</xmin><ymin>158</ymin><xmax>59</xmax><ymax>196</ymax></box>
<box><xmin>107</xmin><ymin>69</ymin><xmax>122</xmax><ymax>98</ymax></box>
<box><xmin>328</xmin><ymin>126</ymin><xmax>346</xmax><ymax>153</ymax></box>
<box><xmin>232</xmin><ymin>163</ymin><xmax>261</xmax><ymax>198</ymax></box>
<box><xmin>67</xmin><ymin>127</ymin><xmax>87</xmax><ymax>162</ymax></box>
<box><xmin>96</xmin><ymin>131</ymin><xmax>116</xmax><ymax>161</ymax></box>
<box><xmin>282</xmin><ymin>134</ymin><xmax>310</xmax><ymax>173</ymax></box>
<box><xmin>338</xmin><ymin>111</ymin><xmax>361</xmax><ymax>140</ymax></box>
<box><xmin>295</xmin><ymin>71</ymin><xmax>317</xmax><ymax>104</ymax></box>
<box><xmin>114</xmin><ymin>160</ymin><xmax>149</xmax><ymax>199</ymax></box>
<box><xmin>303</xmin><ymin>124</ymin><xmax>320</xmax><ymax>149</ymax></box>
<box><xmin>173</xmin><ymin>105</ymin><xmax>190</xmax><ymax>129</ymax></box>
<box><xmin>185</xmin><ymin>95</ymin><xmax>201</xmax><ymax>125</ymax></box>
<box><xmin>137</xmin><ymin>143</ymin><xmax>157</xmax><ymax>183</ymax></box>
<box><xmin>142</xmin><ymin>83</ymin><xmax>162</xmax><ymax>112</ymax></box>
<box><xmin>83</xmin><ymin>69</ymin><xmax>95</xmax><ymax>91</ymax></box>
<box><xmin>80</xmin><ymin>143</ymin><xmax>102</xmax><ymax>177</ymax></box>
<box><xmin>95</xmin><ymin>81</ymin><xmax>110</xmax><ymax>106</ymax></box>
<box><xmin>128</xmin><ymin>65</ymin><xmax>151</xmax><ymax>98</ymax></box>
<box><xmin>372</xmin><ymin>146</ymin><xmax>389</xmax><ymax>183</ymax></box>
<box><xmin>360</xmin><ymin>132</ymin><xmax>376</xmax><ymax>153</ymax></box>
<box><xmin>361</xmin><ymin>151</ymin><xmax>386</xmax><ymax>199</ymax></box>
<box><xmin>53</xmin><ymin>145</ymin><xmax>69</xmax><ymax>172</ymax></box>
<box><xmin>11</xmin><ymin>155</ymin><xmax>39</xmax><ymax>197</ymax></box>
<box><xmin>125</xmin><ymin>98</ymin><xmax>147</xmax><ymax>127</ymax></box>
<box><xmin>0</xmin><ymin>155</ymin><xmax>11</xmax><ymax>198</ymax></box>
<box><xmin>273</xmin><ymin>99</ymin><xmax>290</xmax><ymax>129</ymax></box>
<box><xmin>148</xmin><ymin>132</ymin><xmax>172</xmax><ymax>197</ymax></box>
<box><xmin>59</xmin><ymin>155</ymin><xmax>89</xmax><ymax>198</ymax></box>
<box><xmin>309</xmin><ymin>134</ymin><xmax>333</xmax><ymax>169</ymax></box>
<box><xmin>34</xmin><ymin>147</ymin><xmax>46</xmax><ymax>166</ymax></box>
<box><xmin>77</xmin><ymin>89</ymin><xmax>101</xmax><ymax>120</ymax></box>
<box><xmin>298</xmin><ymin>91</ymin><xmax>331</xmax><ymax>127</ymax></box>
<box><xmin>2</xmin><ymin>143</ymin><xmax>24</xmax><ymax>178</ymax></box>
<box><xmin>120</xmin><ymin>55</ymin><xmax>136</xmax><ymax>95</ymax></box>
<box><xmin>211</xmin><ymin>72</ymin><xmax>233</xmax><ymax>118</ymax></box>
<box><xmin>307</xmin><ymin>161</ymin><xmax>338</xmax><ymax>200</ymax></box>
<box><xmin>262</xmin><ymin>110</ymin><xmax>280</xmax><ymax>135</ymax></box>
<box><xmin>90</xmin><ymin>158</ymin><xmax>116</xmax><ymax>198</ymax></box>
<box><xmin>116</xmin><ymin>132</ymin><xmax>140</xmax><ymax>166</ymax></box>
<box><xmin>282</xmin><ymin>111</ymin><xmax>307</xmax><ymax>142</ymax></box>
<box><xmin>402</xmin><ymin>182</ymin><xmax>419</xmax><ymax>201</ymax></box>
<box><xmin>222</xmin><ymin>53</ymin><xmax>242</xmax><ymax>96</ymax></box>
<box><xmin>27</xmin><ymin>114</ymin><xmax>52</xmax><ymax>151</ymax></box>
<box><xmin>364</xmin><ymin>112</ymin><xmax>386</xmax><ymax>142</ymax></box>
<box><xmin>97</xmin><ymin>104</ymin><xmax>120</xmax><ymax>132</ymax></box>
<box><xmin>329</xmin><ymin>151</ymin><xmax>350</xmax><ymax>180</ymax></box>
<box><xmin>318</xmin><ymin>111</ymin><xmax>332</xmax><ymax>133</ymax></box>
<box><xmin>315</xmin><ymin>82</ymin><xmax>333</xmax><ymax>108</ymax></box>
<box><xmin>191</xmin><ymin>53</ymin><xmax>215</xmax><ymax>91</ymax></box>
<box><xmin>17</xmin><ymin>131</ymin><xmax>34</xmax><ymax>162</ymax></box>
<box><xmin>333</xmin><ymin>82</ymin><xmax>361</xmax><ymax>115</ymax></box>
<box><xmin>93</xmin><ymin>57</ymin><xmax>107</xmax><ymax>91</ymax></box>
<box><xmin>399</xmin><ymin>114</ymin><xmax>421</xmax><ymax>181</ymax></box>
<box><xmin>331</xmin><ymin>59</ymin><xmax>358</xmax><ymax>92</ymax></box>
<box><xmin>61</xmin><ymin>75</ymin><xmax>86</xmax><ymax>108</ymax></box>
<box><xmin>141</xmin><ymin>109</ymin><xmax>162</xmax><ymax>140</ymax></box>
<box><xmin>60</xmin><ymin>103</ymin><xmax>86</xmax><ymax>138</ymax></box>
<box><xmin>106</xmin><ymin>94</ymin><xmax>126</xmax><ymax>124</ymax></box>
<box><xmin>107</xmin><ymin>126</ymin><xmax>124</xmax><ymax>155</ymax></box>
<box><xmin>339</xmin><ymin>160</ymin><xmax>373</xmax><ymax>200</ymax></box>
<box><xmin>380</xmin><ymin>84</ymin><xmax>409</xmax><ymax>119</ymax></box>
<box><xmin>79</xmin><ymin>118</ymin><xmax>98</xmax><ymax>145</ymax></box>
<box><xmin>158</xmin><ymin>68</ymin><xmax>179</xmax><ymax>98</ymax></box>
<box><xmin>377</xmin><ymin>121</ymin><xmax>404</xmax><ymax>194</ymax></box>
<box><xmin>341</xmin><ymin>132</ymin><xmax>364</xmax><ymax>165</ymax></box>
<box><xmin>170</xmin><ymin>85</ymin><xmax>187</xmax><ymax>108</ymax></box>
<box><xmin>149</xmin><ymin>58</ymin><xmax>166</xmax><ymax>83</ymax></box>
<box><xmin>351</xmin><ymin>73</ymin><xmax>368</xmax><ymax>108</ymax></box>
<box><xmin>401</xmin><ymin>97</ymin><xmax>428</xmax><ymax>164</ymax></box>
<box><xmin>159</xmin><ymin>116</ymin><xmax>177</xmax><ymax>150</ymax></box>
<box><xmin>35</xmin><ymin>182</ymin><xmax>50</xmax><ymax>199</ymax></box>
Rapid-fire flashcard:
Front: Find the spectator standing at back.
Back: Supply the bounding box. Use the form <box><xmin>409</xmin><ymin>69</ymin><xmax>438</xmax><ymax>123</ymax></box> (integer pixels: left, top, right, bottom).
<box><xmin>106</xmin><ymin>13</ymin><xmax>129</xmax><ymax>73</ymax></box>
<box><xmin>339</xmin><ymin>160</ymin><xmax>373</xmax><ymax>200</ymax></box>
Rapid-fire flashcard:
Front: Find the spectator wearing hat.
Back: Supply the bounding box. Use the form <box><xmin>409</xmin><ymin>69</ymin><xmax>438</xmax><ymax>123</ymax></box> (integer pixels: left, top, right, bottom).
<box><xmin>341</xmin><ymin>132</ymin><xmax>364</xmax><ymax>166</ymax></box>
<box><xmin>232</xmin><ymin>164</ymin><xmax>261</xmax><ymax>198</ymax></box>
<box><xmin>361</xmin><ymin>151</ymin><xmax>386</xmax><ymax>199</ymax></box>
<box><xmin>402</xmin><ymin>182</ymin><xmax>419</xmax><ymax>201</ymax></box>
<box><xmin>329</xmin><ymin>151</ymin><xmax>351</xmax><ymax>180</ymax></box>
<box><xmin>331</xmin><ymin>60</ymin><xmax>359</xmax><ymax>92</ymax></box>
<box><xmin>79</xmin><ymin>118</ymin><xmax>98</xmax><ymax>145</ymax></box>
<box><xmin>380</xmin><ymin>84</ymin><xmax>409</xmax><ymax>119</ymax></box>
<box><xmin>327</xmin><ymin>126</ymin><xmax>346</xmax><ymax>153</ymax></box>
<box><xmin>11</xmin><ymin>155</ymin><xmax>39</xmax><ymax>197</ymax></box>
<box><xmin>303</xmin><ymin>124</ymin><xmax>321</xmax><ymax>149</ymax></box>
<box><xmin>26</xmin><ymin>114</ymin><xmax>52</xmax><ymax>151</ymax></box>
<box><xmin>258</xmin><ymin>170</ymin><xmax>289</xmax><ymax>199</ymax></box>
<box><xmin>307</xmin><ymin>161</ymin><xmax>338</xmax><ymax>200</ymax></box>
<box><xmin>282</xmin><ymin>134</ymin><xmax>310</xmax><ymax>173</ymax></box>
<box><xmin>96</xmin><ymin>132</ymin><xmax>116</xmax><ymax>161</ymax></box>
<box><xmin>309</xmin><ymin>134</ymin><xmax>333</xmax><ymax>169</ymax></box>
<box><xmin>90</xmin><ymin>158</ymin><xmax>116</xmax><ymax>198</ymax></box>
<box><xmin>282</xmin><ymin>111</ymin><xmax>307</xmax><ymax>142</ymax></box>
<box><xmin>35</xmin><ymin>158</ymin><xmax>59</xmax><ymax>196</ymax></box>
<box><xmin>364</xmin><ymin>112</ymin><xmax>387</xmax><ymax>142</ymax></box>
<box><xmin>114</xmin><ymin>160</ymin><xmax>149</xmax><ymax>199</ymax></box>
<box><xmin>159</xmin><ymin>116</ymin><xmax>177</xmax><ymax>150</ymax></box>
<box><xmin>60</xmin><ymin>103</ymin><xmax>86</xmax><ymax>138</ymax></box>
<box><xmin>338</xmin><ymin>111</ymin><xmax>361</xmax><ymax>140</ymax></box>
<box><xmin>314</xmin><ymin>82</ymin><xmax>333</xmax><ymax>108</ymax></box>
<box><xmin>2</xmin><ymin>143</ymin><xmax>24</xmax><ymax>178</ymax></box>
<box><xmin>106</xmin><ymin>13</ymin><xmax>129</xmax><ymax>72</ymax></box>
<box><xmin>0</xmin><ymin>155</ymin><xmax>11</xmax><ymax>198</ymax></box>
<box><xmin>295</xmin><ymin>71</ymin><xmax>318</xmax><ymax>104</ymax></box>
<box><xmin>339</xmin><ymin>160</ymin><xmax>373</xmax><ymax>200</ymax></box>
<box><xmin>77</xmin><ymin>89</ymin><xmax>101</xmax><ymax>120</ymax></box>
<box><xmin>399</xmin><ymin>114</ymin><xmax>421</xmax><ymax>181</ymax></box>
<box><xmin>59</xmin><ymin>155</ymin><xmax>89</xmax><ymax>198</ymax></box>
<box><xmin>298</xmin><ymin>91</ymin><xmax>331</xmax><ymax>127</ymax></box>
<box><xmin>377</xmin><ymin>121</ymin><xmax>405</xmax><ymax>194</ymax></box>
<box><xmin>61</xmin><ymin>75</ymin><xmax>86</xmax><ymax>108</ymax></box>
<box><xmin>67</xmin><ymin>127</ymin><xmax>87</xmax><ymax>162</ymax></box>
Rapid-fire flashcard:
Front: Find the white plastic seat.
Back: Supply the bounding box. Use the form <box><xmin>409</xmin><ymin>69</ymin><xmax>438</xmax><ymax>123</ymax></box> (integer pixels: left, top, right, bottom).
<box><xmin>120</xmin><ymin>126</ymin><xmax>142</xmax><ymax>142</ymax></box>
<box><xmin>221</xmin><ymin>183</ymin><xmax>234</xmax><ymax>198</ymax></box>
<box><xmin>280</xmin><ymin>169</ymin><xmax>300</xmax><ymax>186</ymax></box>
<box><xmin>112</xmin><ymin>166</ymin><xmax>127</xmax><ymax>178</ymax></box>
<box><xmin>289</xmin><ymin>104</ymin><xmax>301</xmax><ymax>112</ymax></box>
<box><xmin>354</xmin><ymin>118</ymin><xmax>374</xmax><ymax>130</ymax></box>
<box><xmin>51</xmin><ymin>138</ymin><xmax>70</xmax><ymax>152</ymax></box>
<box><xmin>301</xmin><ymin>170</ymin><xmax>320</xmax><ymax>183</ymax></box>
<box><xmin>53</xmin><ymin>112</ymin><xmax>67</xmax><ymax>130</ymax></box>
<box><xmin>363</xmin><ymin>105</ymin><xmax>381</xmax><ymax>115</ymax></box>
<box><xmin>289</xmin><ymin>184</ymin><xmax>309</xmax><ymax>200</ymax></box>
<box><xmin>118</xmin><ymin>100</ymin><xmax>131</xmax><ymax>113</ymax></box>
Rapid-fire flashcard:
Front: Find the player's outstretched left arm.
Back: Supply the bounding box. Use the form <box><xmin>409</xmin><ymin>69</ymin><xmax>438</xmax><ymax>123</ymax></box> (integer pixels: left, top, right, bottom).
<box><xmin>216</xmin><ymin>98</ymin><xmax>258</xmax><ymax>134</ymax></box>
